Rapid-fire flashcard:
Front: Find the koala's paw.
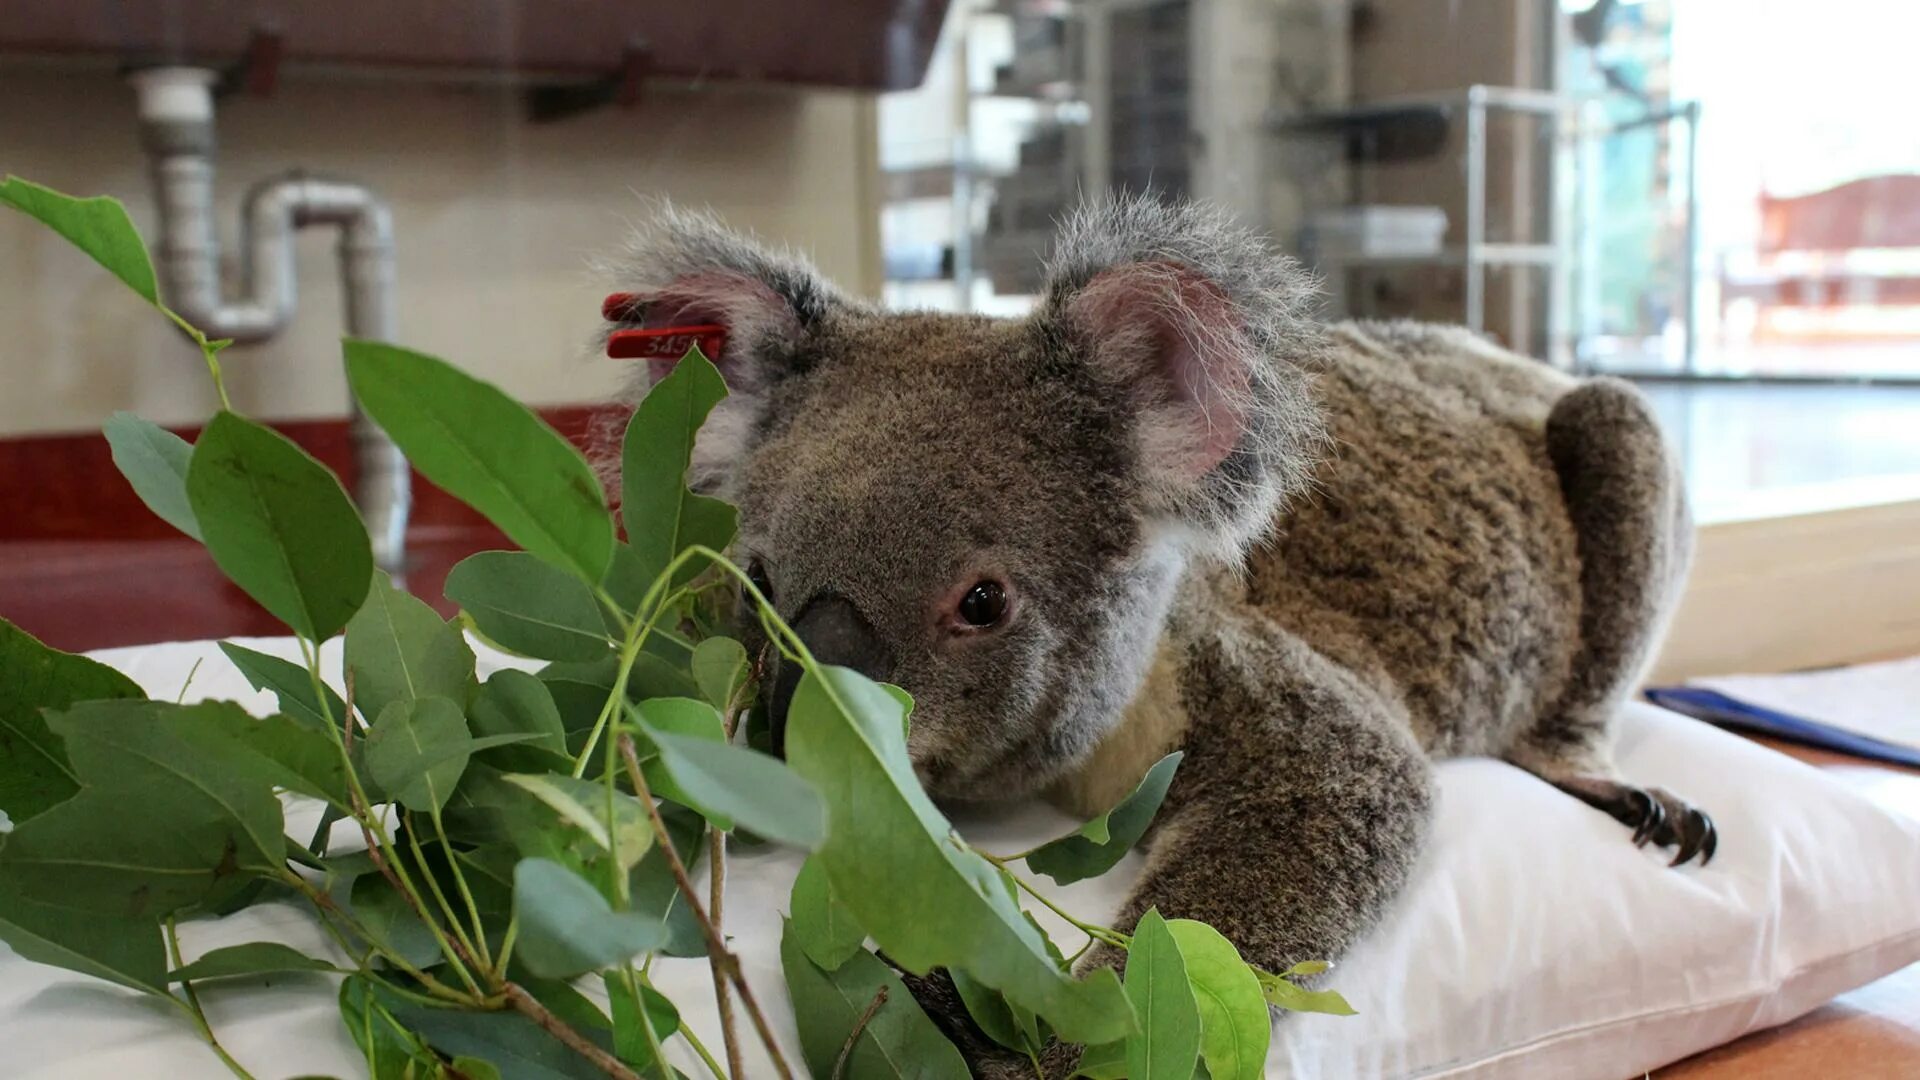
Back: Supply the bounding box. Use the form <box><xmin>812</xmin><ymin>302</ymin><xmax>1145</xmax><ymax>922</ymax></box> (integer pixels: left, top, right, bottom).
<box><xmin>1554</xmin><ymin>777</ymin><xmax>1719</xmax><ymax>867</ymax></box>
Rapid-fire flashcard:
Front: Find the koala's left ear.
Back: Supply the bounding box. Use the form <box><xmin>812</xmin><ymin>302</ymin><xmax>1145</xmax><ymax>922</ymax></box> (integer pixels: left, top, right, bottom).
<box><xmin>1037</xmin><ymin>198</ymin><xmax>1327</xmax><ymax>559</ymax></box>
<box><xmin>601</xmin><ymin>204</ymin><xmax>844</xmax><ymax>492</ymax></box>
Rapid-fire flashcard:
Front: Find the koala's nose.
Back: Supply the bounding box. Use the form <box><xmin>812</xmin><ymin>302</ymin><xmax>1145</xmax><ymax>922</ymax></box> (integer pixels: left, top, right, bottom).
<box><xmin>767</xmin><ymin>591</ymin><xmax>894</xmax><ymax>756</ymax></box>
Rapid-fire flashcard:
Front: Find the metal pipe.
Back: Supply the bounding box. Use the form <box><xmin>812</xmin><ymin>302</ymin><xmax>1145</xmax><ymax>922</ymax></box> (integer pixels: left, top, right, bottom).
<box><xmin>128</xmin><ymin>67</ymin><xmax>411</xmax><ymax>573</ymax></box>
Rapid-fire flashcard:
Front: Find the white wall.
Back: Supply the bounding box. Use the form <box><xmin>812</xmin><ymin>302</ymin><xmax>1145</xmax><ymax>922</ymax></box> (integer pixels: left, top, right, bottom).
<box><xmin>0</xmin><ymin>66</ymin><xmax>880</xmax><ymax>436</ymax></box>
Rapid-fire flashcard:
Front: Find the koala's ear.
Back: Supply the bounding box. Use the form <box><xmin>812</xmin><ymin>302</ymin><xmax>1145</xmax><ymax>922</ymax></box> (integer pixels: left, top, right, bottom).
<box><xmin>600</xmin><ymin>204</ymin><xmax>842</xmax><ymax>490</ymax></box>
<box><xmin>1038</xmin><ymin>198</ymin><xmax>1327</xmax><ymax>558</ymax></box>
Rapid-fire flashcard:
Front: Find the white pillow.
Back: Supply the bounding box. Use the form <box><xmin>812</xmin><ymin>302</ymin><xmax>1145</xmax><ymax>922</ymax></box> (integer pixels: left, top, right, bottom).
<box><xmin>2</xmin><ymin>639</ymin><xmax>1917</xmax><ymax>1079</ymax></box>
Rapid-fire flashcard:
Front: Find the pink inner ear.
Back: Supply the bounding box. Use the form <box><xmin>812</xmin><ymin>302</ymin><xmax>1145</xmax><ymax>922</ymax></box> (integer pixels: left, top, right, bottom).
<box><xmin>637</xmin><ymin>271</ymin><xmax>799</xmax><ymax>385</ymax></box>
<box><xmin>1069</xmin><ymin>262</ymin><xmax>1252</xmax><ymax>476</ymax></box>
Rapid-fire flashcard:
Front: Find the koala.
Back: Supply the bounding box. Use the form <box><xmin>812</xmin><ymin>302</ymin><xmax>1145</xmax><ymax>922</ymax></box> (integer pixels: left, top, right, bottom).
<box><xmin>600</xmin><ymin>197</ymin><xmax>1711</xmax><ymax>1071</ymax></box>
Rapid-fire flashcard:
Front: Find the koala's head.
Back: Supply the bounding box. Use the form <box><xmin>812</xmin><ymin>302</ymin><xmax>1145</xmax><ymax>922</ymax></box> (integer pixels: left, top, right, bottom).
<box><xmin>603</xmin><ymin>198</ymin><xmax>1324</xmax><ymax>801</ymax></box>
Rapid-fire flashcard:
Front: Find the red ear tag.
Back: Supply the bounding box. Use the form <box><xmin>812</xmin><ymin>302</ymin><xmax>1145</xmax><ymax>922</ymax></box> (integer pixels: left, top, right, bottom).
<box><xmin>606</xmin><ymin>325</ymin><xmax>728</xmax><ymax>363</ymax></box>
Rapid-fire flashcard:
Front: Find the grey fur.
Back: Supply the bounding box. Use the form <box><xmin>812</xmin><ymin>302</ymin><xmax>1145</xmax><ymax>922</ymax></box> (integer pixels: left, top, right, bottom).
<box><xmin>600</xmin><ymin>197</ymin><xmax>1706</xmax><ymax>1068</ymax></box>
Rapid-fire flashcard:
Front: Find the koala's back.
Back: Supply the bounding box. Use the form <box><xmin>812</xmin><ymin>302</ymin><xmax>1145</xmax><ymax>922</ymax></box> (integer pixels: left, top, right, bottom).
<box><xmin>1236</xmin><ymin>320</ymin><xmax>1586</xmax><ymax>757</ymax></box>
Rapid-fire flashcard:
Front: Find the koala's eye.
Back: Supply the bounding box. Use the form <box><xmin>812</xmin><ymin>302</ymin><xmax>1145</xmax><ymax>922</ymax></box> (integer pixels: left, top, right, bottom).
<box><xmin>745</xmin><ymin>559</ymin><xmax>774</xmax><ymax>606</ymax></box>
<box><xmin>955</xmin><ymin>580</ymin><xmax>1010</xmax><ymax>630</ymax></box>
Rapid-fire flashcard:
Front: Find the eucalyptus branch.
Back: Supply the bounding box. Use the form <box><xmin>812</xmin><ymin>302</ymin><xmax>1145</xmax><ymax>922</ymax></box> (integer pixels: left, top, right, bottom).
<box><xmin>709</xmin><ymin>693</ymin><xmax>746</xmax><ymax>1080</ymax></box>
<box><xmin>404</xmin><ymin>812</ymin><xmax>489</xmax><ymax>970</ymax></box>
<box><xmin>166</xmin><ymin>916</ymin><xmax>259</xmax><ymax>1080</ymax></box>
<box><xmin>278</xmin><ymin>871</ymin><xmax>474</xmax><ymax>1004</ymax></box>
<box><xmin>977</xmin><ymin>851</ymin><xmax>1130</xmax><ymax>949</ymax></box>
<box><xmin>617</xmin><ymin>733</ymin><xmax>794</xmax><ymax>1080</ymax></box>
<box><xmin>431</xmin><ymin>803</ymin><xmax>494</xmax><ymax>969</ymax></box>
<box><xmin>619</xmin><ymin>964</ymin><xmax>670</xmax><ymax>1076</ymax></box>
<box><xmin>502</xmin><ymin>983</ymin><xmax>641</xmax><ymax>1080</ymax></box>
<box><xmin>832</xmin><ymin>986</ymin><xmax>888</xmax><ymax>1080</ymax></box>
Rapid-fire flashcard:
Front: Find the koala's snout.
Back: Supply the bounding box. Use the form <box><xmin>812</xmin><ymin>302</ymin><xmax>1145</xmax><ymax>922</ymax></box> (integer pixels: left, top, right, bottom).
<box><xmin>766</xmin><ymin>591</ymin><xmax>894</xmax><ymax>756</ymax></box>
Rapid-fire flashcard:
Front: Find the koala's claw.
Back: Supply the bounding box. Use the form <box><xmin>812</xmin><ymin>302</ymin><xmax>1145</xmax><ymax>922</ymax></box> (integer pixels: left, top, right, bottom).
<box><xmin>1554</xmin><ymin>778</ymin><xmax>1718</xmax><ymax>868</ymax></box>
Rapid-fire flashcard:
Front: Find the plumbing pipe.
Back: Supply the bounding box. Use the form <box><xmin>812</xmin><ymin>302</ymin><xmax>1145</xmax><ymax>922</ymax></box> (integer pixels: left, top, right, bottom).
<box><xmin>128</xmin><ymin>66</ymin><xmax>412</xmax><ymax>574</ymax></box>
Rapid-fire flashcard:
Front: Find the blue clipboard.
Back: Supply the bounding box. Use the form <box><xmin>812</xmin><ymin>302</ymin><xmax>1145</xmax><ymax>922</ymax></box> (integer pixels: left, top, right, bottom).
<box><xmin>1644</xmin><ymin>686</ymin><xmax>1920</xmax><ymax>770</ymax></box>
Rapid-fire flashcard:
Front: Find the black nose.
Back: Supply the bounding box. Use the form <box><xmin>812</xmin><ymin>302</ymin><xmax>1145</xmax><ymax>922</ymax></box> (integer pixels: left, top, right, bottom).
<box><xmin>767</xmin><ymin>592</ymin><xmax>894</xmax><ymax>756</ymax></box>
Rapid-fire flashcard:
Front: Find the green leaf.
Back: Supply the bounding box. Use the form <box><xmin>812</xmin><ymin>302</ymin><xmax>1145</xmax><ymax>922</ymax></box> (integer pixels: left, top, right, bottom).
<box><xmin>186</xmin><ymin>411</ymin><xmax>372</xmax><ymax>640</ymax></box>
<box><xmin>0</xmin><ymin>618</ymin><xmax>143</xmax><ymax>824</ymax></box>
<box><xmin>469</xmin><ymin>670</ymin><xmax>570</xmax><ymax>770</ymax></box>
<box><xmin>1281</xmin><ymin>959</ymin><xmax>1331</xmax><ymax>978</ymax></box>
<box><xmin>1027</xmin><ymin>752</ymin><xmax>1183</xmax><ymax>886</ymax></box>
<box><xmin>451</xmin><ymin>1058</ymin><xmax>504</xmax><ymax>1080</ymax></box>
<box><xmin>347</xmin><ymin>873</ymin><xmax>445</xmax><ymax>969</ymax></box>
<box><xmin>541</xmin><ymin>655</ymin><xmax>699</xmax><ymax>733</ymax></box>
<box><xmin>446</xmin><ymin>551</ymin><xmax>614</xmax><ymax>662</ymax></box>
<box><xmin>344</xmin><ymin>339</ymin><xmax>614</xmax><ymax>583</ymax></box>
<box><xmin>169</xmin><ymin>703</ymin><xmax>352</xmax><ymax>808</ymax></box>
<box><xmin>789</xmin><ymin>855</ymin><xmax>866</xmax><ymax>970</ymax></box>
<box><xmin>339</xmin><ymin>974</ymin><xmax>456</xmax><ymax>1080</ymax></box>
<box><xmin>501</xmin><ymin>773</ymin><xmax>653</xmax><ymax>871</ymax></box>
<box><xmin>779</xmin><ymin>922</ymin><xmax>971</xmax><ymax>1079</ymax></box>
<box><xmin>1164</xmin><ymin>920</ymin><xmax>1270</xmax><ymax>1080</ymax></box>
<box><xmin>347</xmin><ymin>572</ymin><xmax>475</xmax><ymax>725</ymax></box>
<box><xmin>169</xmin><ymin>942</ymin><xmax>344</xmax><ymax>982</ymax></box>
<box><xmin>626</xmin><ymin>803</ymin><xmax>710</xmax><ymax>958</ymax></box>
<box><xmin>218</xmin><ymin>641</ymin><xmax>347</xmax><ymax>733</ymax></box>
<box><xmin>103</xmin><ymin>412</ymin><xmax>201</xmax><ymax>540</ymax></box>
<box><xmin>1255</xmin><ymin>967</ymin><xmax>1356</xmax><ymax>1016</ymax></box>
<box><xmin>690</xmin><ymin>636</ymin><xmax>749</xmax><ymax>712</ymax></box>
<box><xmin>784</xmin><ymin>666</ymin><xmax>1132</xmax><ymax>1044</ymax></box>
<box><xmin>950</xmin><ymin>968</ymin><xmax>1029</xmax><ymax>1053</ymax></box>
<box><xmin>639</xmin><ymin>724</ymin><xmax>825</xmax><ymax>850</ymax></box>
<box><xmin>621</xmin><ymin>349</ymin><xmax>737</xmax><ymax>587</ymax></box>
<box><xmin>365</xmin><ymin>697</ymin><xmax>472</xmax><ymax>812</ymax></box>
<box><xmin>624</xmin><ymin>697</ymin><xmax>728</xmax><ymax>821</ymax></box>
<box><xmin>387</xmin><ymin>996</ymin><xmax>609</xmax><ymax>1080</ymax></box>
<box><xmin>0</xmin><ymin>700</ymin><xmax>285</xmax><ymax>919</ymax></box>
<box><xmin>603</xmin><ymin>972</ymin><xmax>682</xmax><ymax>1071</ymax></box>
<box><xmin>0</xmin><ymin>891</ymin><xmax>166</xmax><ymax>996</ymax></box>
<box><xmin>0</xmin><ymin>176</ymin><xmax>159</xmax><ymax>305</ymax></box>
<box><xmin>1075</xmin><ymin>1038</ymin><xmax>1128</xmax><ymax>1079</ymax></box>
<box><xmin>1124</xmin><ymin>909</ymin><xmax>1202</xmax><ymax>1080</ymax></box>
<box><xmin>512</xmin><ymin>857</ymin><xmax>668</xmax><ymax>979</ymax></box>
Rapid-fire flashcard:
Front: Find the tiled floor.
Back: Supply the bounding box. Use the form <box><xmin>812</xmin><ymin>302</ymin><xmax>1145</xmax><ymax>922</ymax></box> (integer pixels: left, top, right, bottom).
<box><xmin>1642</xmin><ymin>382</ymin><xmax>1920</xmax><ymax>523</ymax></box>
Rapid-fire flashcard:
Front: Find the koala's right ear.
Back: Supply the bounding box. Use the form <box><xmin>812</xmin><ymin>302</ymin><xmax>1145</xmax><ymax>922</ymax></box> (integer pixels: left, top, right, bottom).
<box><xmin>600</xmin><ymin>204</ymin><xmax>842</xmax><ymax>490</ymax></box>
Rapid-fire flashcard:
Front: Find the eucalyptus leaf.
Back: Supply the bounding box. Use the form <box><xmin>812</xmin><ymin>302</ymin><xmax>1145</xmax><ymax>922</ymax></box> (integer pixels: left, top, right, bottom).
<box><xmin>386</xmin><ymin>996</ymin><xmax>609</xmax><ymax>1080</ymax></box>
<box><xmin>365</xmin><ymin>697</ymin><xmax>473</xmax><ymax>812</ymax></box>
<box><xmin>512</xmin><ymin>857</ymin><xmax>668</xmax><ymax>979</ymax></box>
<box><xmin>1124</xmin><ymin>909</ymin><xmax>1202</xmax><ymax>1080</ymax></box>
<box><xmin>0</xmin><ymin>700</ymin><xmax>285</xmax><ymax>919</ymax></box>
<box><xmin>347</xmin><ymin>572</ymin><xmax>475</xmax><ymax>725</ymax></box>
<box><xmin>468</xmin><ymin>670</ymin><xmax>570</xmax><ymax>771</ymax></box>
<box><xmin>784</xmin><ymin>666</ymin><xmax>1132</xmax><ymax>1044</ymax></box>
<box><xmin>0</xmin><ymin>891</ymin><xmax>166</xmax><ymax>996</ymax></box>
<box><xmin>103</xmin><ymin>412</ymin><xmax>201</xmax><ymax>540</ymax></box>
<box><xmin>348</xmin><ymin>872</ymin><xmax>446</xmax><ymax>970</ymax></box>
<box><xmin>626</xmin><ymin>802</ymin><xmax>709</xmax><ymax>958</ymax></box>
<box><xmin>446</xmin><ymin>551</ymin><xmax>613</xmax><ymax>662</ymax></box>
<box><xmin>640</xmin><ymin>724</ymin><xmax>825</xmax><ymax>850</ymax></box>
<box><xmin>625</xmin><ymin>696</ymin><xmax>728</xmax><ymax>820</ymax></box>
<box><xmin>1164</xmin><ymin>919</ymin><xmax>1270</xmax><ymax>1080</ymax></box>
<box><xmin>1256</xmin><ymin>967</ymin><xmax>1357</xmax><ymax>1016</ymax></box>
<box><xmin>169</xmin><ymin>703</ymin><xmax>351</xmax><ymax>808</ymax></box>
<box><xmin>690</xmin><ymin>636</ymin><xmax>749</xmax><ymax>712</ymax></box>
<box><xmin>500</xmin><ymin>773</ymin><xmax>652</xmax><ymax>871</ymax></box>
<box><xmin>779</xmin><ymin>923</ymin><xmax>971</xmax><ymax>1079</ymax></box>
<box><xmin>603</xmin><ymin>972</ymin><xmax>682</xmax><ymax>1071</ymax></box>
<box><xmin>218</xmin><ymin>641</ymin><xmax>348</xmax><ymax>733</ymax></box>
<box><xmin>950</xmin><ymin>968</ymin><xmax>1028</xmax><ymax>1054</ymax></box>
<box><xmin>789</xmin><ymin>855</ymin><xmax>866</xmax><ymax>971</ymax></box>
<box><xmin>170</xmin><ymin>942</ymin><xmax>344</xmax><ymax>983</ymax></box>
<box><xmin>621</xmin><ymin>348</ymin><xmax>737</xmax><ymax>587</ymax></box>
<box><xmin>344</xmin><ymin>339</ymin><xmax>614</xmax><ymax>583</ymax></box>
<box><xmin>186</xmin><ymin>411</ymin><xmax>372</xmax><ymax>641</ymax></box>
<box><xmin>338</xmin><ymin>975</ymin><xmax>464</xmax><ymax>1080</ymax></box>
<box><xmin>0</xmin><ymin>618</ymin><xmax>143</xmax><ymax>825</ymax></box>
<box><xmin>0</xmin><ymin>176</ymin><xmax>159</xmax><ymax>304</ymax></box>
<box><xmin>1027</xmin><ymin>752</ymin><xmax>1183</xmax><ymax>886</ymax></box>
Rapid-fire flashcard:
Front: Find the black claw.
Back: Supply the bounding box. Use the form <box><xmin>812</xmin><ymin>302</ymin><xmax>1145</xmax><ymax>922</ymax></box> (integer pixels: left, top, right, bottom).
<box><xmin>1630</xmin><ymin>791</ymin><xmax>1665</xmax><ymax>847</ymax></box>
<box><xmin>1697</xmin><ymin>814</ymin><xmax>1718</xmax><ymax>866</ymax></box>
<box><xmin>1668</xmin><ymin>810</ymin><xmax>1705</xmax><ymax>866</ymax></box>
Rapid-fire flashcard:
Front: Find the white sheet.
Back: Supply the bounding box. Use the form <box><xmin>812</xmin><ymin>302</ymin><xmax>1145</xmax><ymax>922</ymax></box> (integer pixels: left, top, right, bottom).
<box><xmin>1693</xmin><ymin>654</ymin><xmax>1920</xmax><ymax>753</ymax></box>
<box><xmin>4</xmin><ymin>637</ymin><xmax>1918</xmax><ymax>1079</ymax></box>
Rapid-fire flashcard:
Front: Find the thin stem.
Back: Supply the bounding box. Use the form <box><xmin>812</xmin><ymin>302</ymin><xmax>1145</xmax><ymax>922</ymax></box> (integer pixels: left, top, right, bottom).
<box><xmin>677</xmin><ymin>1015</ymin><xmax>730</xmax><ymax>1080</ymax></box>
<box><xmin>831</xmin><ymin>986</ymin><xmax>888</xmax><ymax>1080</ymax></box>
<box><xmin>618</xmin><ymin>734</ymin><xmax>794</xmax><ymax>1080</ymax></box>
<box><xmin>710</xmin><ymin>696</ymin><xmax>746</xmax><ymax>1080</ymax></box>
<box><xmin>404</xmin><ymin>813</ymin><xmax>487</xmax><ymax>971</ymax></box>
<box><xmin>297</xmin><ymin>638</ymin><xmax>482</xmax><ymax>996</ymax></box>
<box><xmin>494</xmin><ymin>912</ymin><xmax>520</xmax><ymax>979</ymax></box>
<box><xmin>164</xmin><ymin>307</ymin><xmax>233</xmax><ymax>410</ymax></box>
<box><xmin>430</xmin><ymin>802</ymin><xmax>494</xmax><ymax>970</ymax></box>
<box><xmin>167</xmin><ymin>916</ymin><xmax>258</xmax><ymax>1080</ymax></box>
<box><xmin>978</xmin><ymin>852</ymin><xmax>1129</xmax><ymax>948</ymax></box>
<box><xmin>572</xmin><ymin>581</ymin><xmax>701</xmax><ymax>777</ymax></box>
<box><xmin>503</xmin><ymin>983</ymin><xmax>641</xmax><ymax>1080</ymax></box>
<box><xmin>279</xmin><ymin>871</ymin><xmax>471</xmax><ymax>1004</ymax></box>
